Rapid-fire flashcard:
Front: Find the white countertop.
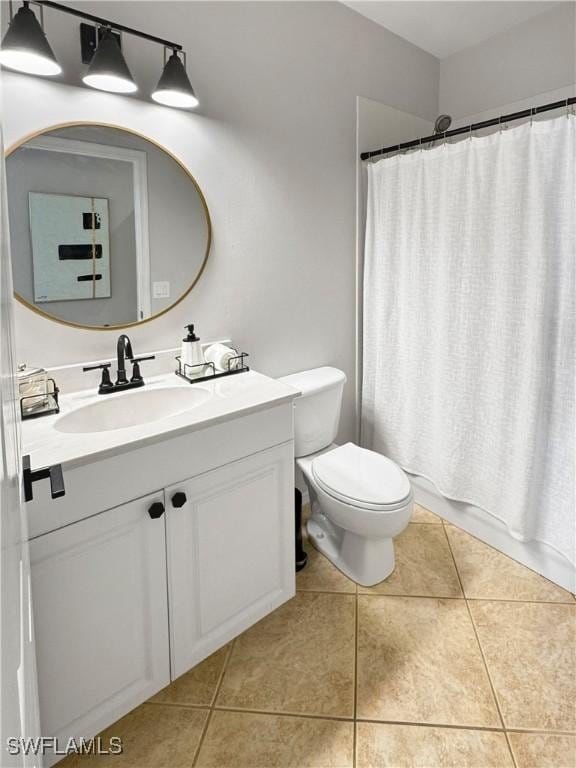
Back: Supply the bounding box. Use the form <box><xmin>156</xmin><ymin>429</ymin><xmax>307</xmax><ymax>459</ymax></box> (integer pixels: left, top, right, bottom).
<box><xmin>23</xmin><ymin>370</ymin><xmax>299</xmax><ymax>470</ymax></box>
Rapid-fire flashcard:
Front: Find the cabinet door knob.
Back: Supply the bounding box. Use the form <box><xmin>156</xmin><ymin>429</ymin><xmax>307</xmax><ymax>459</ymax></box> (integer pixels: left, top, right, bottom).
<box><xmin>171</xmin><ymin>492</ymin><xmax>187</xmax><ymax>508</ymax></box>
<box><xmin>148</xmin><ymin>501</ymin><xmax>165</xmax><ymax>519</ymax></box>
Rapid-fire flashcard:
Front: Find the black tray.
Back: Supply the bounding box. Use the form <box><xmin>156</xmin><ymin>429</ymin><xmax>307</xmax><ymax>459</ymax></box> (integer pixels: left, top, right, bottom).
<box><xmin>175</xmin><ymin>353</ymin><xmax>249</xmax><ymax>384</ymax></box>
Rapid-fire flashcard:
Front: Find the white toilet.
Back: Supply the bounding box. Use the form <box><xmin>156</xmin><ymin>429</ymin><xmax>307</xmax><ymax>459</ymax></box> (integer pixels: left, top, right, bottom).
<box><xmin>280</xmin><ymin>366</ymin><xmax>413</xmax><ymax>587</ymax></box>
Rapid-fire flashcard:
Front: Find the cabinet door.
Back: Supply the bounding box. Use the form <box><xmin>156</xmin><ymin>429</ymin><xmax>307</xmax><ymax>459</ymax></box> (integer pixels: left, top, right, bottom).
<box><xmin>30</xmin><ymin>492</ymin><xmax>170</xmax><ymax>762</ymax></box>
<box><xmin>167</xmin><ymin>442</ymin><xmax>295</xmax><ymax>678</ymax></box>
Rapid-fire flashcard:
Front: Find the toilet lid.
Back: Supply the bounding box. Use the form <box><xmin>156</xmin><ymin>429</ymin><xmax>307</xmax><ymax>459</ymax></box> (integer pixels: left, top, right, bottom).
<box><xmin>312</xmin><ymin>443</ymin><xmax>411</xmax><ymax>507</ymax></box>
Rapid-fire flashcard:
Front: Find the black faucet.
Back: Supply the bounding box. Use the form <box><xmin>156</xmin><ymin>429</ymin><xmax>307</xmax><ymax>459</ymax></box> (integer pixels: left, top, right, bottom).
<box><xmin>116</xmin><ymin>334</ymin><xmax>134</xmax><ymax>385</ymax></box>
<box><xmin>83</xmin><ymin>334</ymin><xmax>155</xmax><ymax>395</ymax></box>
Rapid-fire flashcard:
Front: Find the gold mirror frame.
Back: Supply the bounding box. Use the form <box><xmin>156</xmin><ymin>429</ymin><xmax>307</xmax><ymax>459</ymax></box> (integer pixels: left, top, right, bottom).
<box><xmin>5</xmin><ymin>121</ymin><xmax>212</xmax><ymax>331</ymax></box>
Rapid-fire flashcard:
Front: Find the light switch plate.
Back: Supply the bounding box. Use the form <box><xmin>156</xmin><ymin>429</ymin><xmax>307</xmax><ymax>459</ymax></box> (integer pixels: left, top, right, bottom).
<box><xmin>153</xmin><ymin>281</ymin><xmax>170</xmax><ymax>299</ymax></box>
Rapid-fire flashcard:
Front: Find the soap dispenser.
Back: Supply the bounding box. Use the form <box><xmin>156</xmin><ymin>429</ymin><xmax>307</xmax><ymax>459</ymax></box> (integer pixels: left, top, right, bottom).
<box><xmin>181</xmin><ymin>324</ymin><xmax>205</xmax><ymax>370</ymax></box>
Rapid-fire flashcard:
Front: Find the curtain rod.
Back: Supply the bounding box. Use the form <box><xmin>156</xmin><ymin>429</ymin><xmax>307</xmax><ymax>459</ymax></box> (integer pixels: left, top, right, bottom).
<box><xmin>360</xmin><ymin>96</ymin><xmax>576</xmax><ymax>161</ymax></box>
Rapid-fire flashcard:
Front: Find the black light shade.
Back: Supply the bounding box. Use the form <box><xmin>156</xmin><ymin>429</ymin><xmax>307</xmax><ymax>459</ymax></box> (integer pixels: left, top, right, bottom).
<box><xmin>82</xmin><ymin>28</ymin><xmax>137</xmax><ymax>93</ymax></box>
<box><xmin>0</xmin><ymin>3</ymin><xmax>61</xmax><ymax>76</ymax></box>
<box><xmin>152</xmin><ymin>51</ymin><xmax>198</xmax><ymax>109</ymax></box>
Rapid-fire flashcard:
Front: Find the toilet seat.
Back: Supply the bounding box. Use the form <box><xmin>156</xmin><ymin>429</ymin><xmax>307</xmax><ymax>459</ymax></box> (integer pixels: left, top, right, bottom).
<box><xmin>312</xmin><ymin>442</ymin><xmax>411</xmax><ymax>511</ymax></box>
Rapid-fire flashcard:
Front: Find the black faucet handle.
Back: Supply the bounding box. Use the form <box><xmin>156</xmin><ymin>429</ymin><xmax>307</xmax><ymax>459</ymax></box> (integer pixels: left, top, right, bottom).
<box><xmin>83</xmin><ymin>362</ymin><xmax>113</xmax><ymax>391</ymax></box>
<box><xmin>83</xmin><ymin>362</ymin><xmax>111</xmax><ymax>371</ymax></box>
<box><xmin>130</xmin><ymin>355</ymin><xmax>155</xmax><ymax>383</ymax></box>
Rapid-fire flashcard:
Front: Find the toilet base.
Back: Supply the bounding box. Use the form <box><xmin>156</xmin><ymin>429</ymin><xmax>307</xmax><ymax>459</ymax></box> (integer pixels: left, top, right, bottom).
<box><xmin>307</xmin><ymin>513</ymin><xmax>395</xmax><ymax>587</ymax></box>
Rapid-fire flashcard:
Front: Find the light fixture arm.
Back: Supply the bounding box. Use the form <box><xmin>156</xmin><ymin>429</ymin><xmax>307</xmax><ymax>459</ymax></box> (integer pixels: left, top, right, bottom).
<box><xmin>33</xmin><ymin>0</ymin><xmax>183</xmax><ymax>52</ymax></box>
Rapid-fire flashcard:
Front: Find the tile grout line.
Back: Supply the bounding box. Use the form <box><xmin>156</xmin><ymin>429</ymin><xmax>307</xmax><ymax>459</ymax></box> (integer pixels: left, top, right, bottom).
<box><xmin>298</xmin><ymin>588</ymin><xmax>358</xmax><ymax>596</ymax></box>
<box><xmin>358</xmin><ymin>591</ymin><xmax>465</xmax><ymax>601</ymax></box>
<box><xmin>191</xmin><ymin>708</ymin><xmax>214</xmax><ymax>768</ymax></box>
<box><xmin>191</xmin><ymin>640</ymin><xmax>236</xmax><ymax>767</ymax></box>
<box><xmin>353</xmin><ymin>586</ymin><xmax>359</xmax><ymax>768</ymax></box>
<box><xmin>145</xmin><ymin>703</ymin><xmax>576</xmax><ymax>734</ymax></box>
<box><xmin>506</xmin><ymin>727</ymin><xmax>576</xmax><ymax>736</ymax></box>
<box><xmin>187</xmin><ymin>699</ymin><xmax>576</xmax><ymax>737</ymax></box>
<box><xmin>211</xmin><ymin>704</ymin><xmax>355</xmax><ymax>723</ymax></box>
<box><xmin>494</xmin><ymin>693</ymin><xmax>517</xmax><ymax>763</ymax></box>
<box><xmin>205</xmin><ymin>703</ymin><xmax>531</xmax><ymax>733</ymax></box>
<box><xmin>442</xmin><ymin>524</ymin><xmax>519</xmax><ymax>768</ymax></box>
<box><xmin>465</xmin><ymin>596</ymin><xmax>576</xmax><ymax>606</ymax></box>
<box><xmin>210</xmin><ymin>640</ymin><xmax>236</xmax><ymax>709</ymax></box>
<box><xmin>145</xmin><ymin>700</ymin><xmax>211</xmax><ymax>711</ymax></box>
<box><xmin>466</xmin><ymin>605</ymin><xmax>519</xmax><ymax>768</ymax></box>
<box><xmin>354</xmin><ymin>591</ymin><xmax>574</xmax><ymax>606</ymax></box>
<box><xmin>441</xmin><ymin>518</ymin><xmax>574</xmax><ymax>600</ymax></box>
<box><xmin>355</xmin><ymin>717</ymin><xmax>508</xmax><ymax>732</ymax></box>
<box><xmin>410</xmin><ymin>521</ymin><xmax>445</xmax><ymax>526</ymax></box>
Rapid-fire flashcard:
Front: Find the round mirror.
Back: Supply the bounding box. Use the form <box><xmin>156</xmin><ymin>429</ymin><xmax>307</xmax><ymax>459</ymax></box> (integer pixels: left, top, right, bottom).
<box><xmin>6</xmin><ymin>123</ymin><xmax>211</xmax><ymax>329</ymax></box>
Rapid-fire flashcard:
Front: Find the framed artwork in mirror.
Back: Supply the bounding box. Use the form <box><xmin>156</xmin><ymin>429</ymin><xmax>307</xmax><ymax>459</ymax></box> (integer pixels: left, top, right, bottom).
<box><xmin>29</xmin><ymin>192</ymin><xmax>111</xmax><ymax>303</ymax></box>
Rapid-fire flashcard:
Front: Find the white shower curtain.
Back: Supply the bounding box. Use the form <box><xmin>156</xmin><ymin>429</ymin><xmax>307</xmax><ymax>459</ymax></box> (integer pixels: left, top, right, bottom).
<box><xmin>362</xmin><ymin>115</ymin><xmax>575</xmax><ymax>565</ymax></box>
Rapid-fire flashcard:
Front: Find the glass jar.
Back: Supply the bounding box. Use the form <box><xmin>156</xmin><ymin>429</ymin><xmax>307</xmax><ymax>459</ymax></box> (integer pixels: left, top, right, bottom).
<box><xmin>17</xmin><ymin>364</ymin><xmax>51</xmax><ymax>417</ymax></box>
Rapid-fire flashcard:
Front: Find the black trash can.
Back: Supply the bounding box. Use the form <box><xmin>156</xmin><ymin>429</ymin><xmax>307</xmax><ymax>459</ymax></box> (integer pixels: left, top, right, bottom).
<box><xmin>295</xmin><ymin>488</ymin><xmax>308</xmax><ymax>571</ymax></box>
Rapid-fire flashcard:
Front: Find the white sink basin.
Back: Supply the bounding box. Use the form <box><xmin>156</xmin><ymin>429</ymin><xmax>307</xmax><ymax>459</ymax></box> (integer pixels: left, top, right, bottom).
<box><xmin>54</xmin><ymin>386</ymin><xmax>211</xmax><ymax>434</ymax></box>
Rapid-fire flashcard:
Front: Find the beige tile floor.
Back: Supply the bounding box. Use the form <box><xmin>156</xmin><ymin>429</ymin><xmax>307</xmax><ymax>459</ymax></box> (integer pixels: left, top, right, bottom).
<box><xmin>62</xmin><ymin>503</ymin><xmax>576</xmax><ymax>768</ymax></box>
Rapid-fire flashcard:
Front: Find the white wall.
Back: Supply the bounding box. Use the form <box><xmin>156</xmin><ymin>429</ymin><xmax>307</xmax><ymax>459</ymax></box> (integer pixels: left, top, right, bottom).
<box><xmin>439</xmin><ymin>3</ymin><xmax>576</xmax><ymax>121</ymax></box>
<box><xmin>1</xmin><ymin>1</ymin><xmax>438</xmax><ymax>442</ymax></box>
<box><xmin>357</xmin><ymin>97</ymin><xmax>434</xmax><ymax>155</ymax></box>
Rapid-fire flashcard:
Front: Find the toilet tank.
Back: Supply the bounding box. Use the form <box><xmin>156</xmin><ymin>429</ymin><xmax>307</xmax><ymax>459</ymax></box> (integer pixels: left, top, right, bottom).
<box><xmin>279</xmin><ymin>367</ymin><xmax>347</xmax><ymax>457</ymax></box>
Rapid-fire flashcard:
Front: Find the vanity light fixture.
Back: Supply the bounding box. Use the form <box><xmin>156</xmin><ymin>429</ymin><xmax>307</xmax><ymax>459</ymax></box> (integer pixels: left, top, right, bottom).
<box><xmin>0</xmin><ymin>2</ymin><xmax>61</xmax><ymax>76</ymax></box>
<box><xmin>0</xmin><ymin>0</ymin><xmax>199</xmax><ymax>108</ymax></box>
<box><xmin>82</xmin><ymin>28</ymin><xmax>137</xmax><ymax>94</ymax></box>
<box><xmin>152</xmin><ymin>49</ymin><xmax>198</xmax><ymax>109</ymax></box>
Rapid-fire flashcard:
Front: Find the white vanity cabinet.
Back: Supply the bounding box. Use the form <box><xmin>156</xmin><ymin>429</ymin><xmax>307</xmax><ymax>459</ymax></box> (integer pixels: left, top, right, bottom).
<box><xmin>166</xmin><ymin>442</ymin><xmax>293</xmax><ymax>677</ymax></box>
<box><xmin>26</xmin><ymin>393</ymin><xmax>297</xmax><ymax>765</ymax></box>
<box><xmin>30</xmin><ymin>491</ymin><xmax>171</xmax><ymax>759</ymax></box>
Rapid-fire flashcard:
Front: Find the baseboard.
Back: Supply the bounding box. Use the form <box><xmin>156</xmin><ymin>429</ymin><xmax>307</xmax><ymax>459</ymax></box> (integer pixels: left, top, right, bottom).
<box><xmin>409</xmin><ymin>473</ymin><xmax>575</xmax><ymax>594</ymax></box>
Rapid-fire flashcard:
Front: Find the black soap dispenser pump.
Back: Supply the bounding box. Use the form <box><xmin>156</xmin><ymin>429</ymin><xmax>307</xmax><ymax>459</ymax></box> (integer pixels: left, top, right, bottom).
<box><xmin>181</xmin><ymin>324</ymin><xmax>205</xmax><ymax>369</ymax></box>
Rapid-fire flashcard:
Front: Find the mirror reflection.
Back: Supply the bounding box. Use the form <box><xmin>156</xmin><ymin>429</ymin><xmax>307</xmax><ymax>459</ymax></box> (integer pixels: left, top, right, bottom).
<box><xmin>6</xmin><ymin>124</ymin><xmax>211</xmax><ymax>328</ymax></box>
